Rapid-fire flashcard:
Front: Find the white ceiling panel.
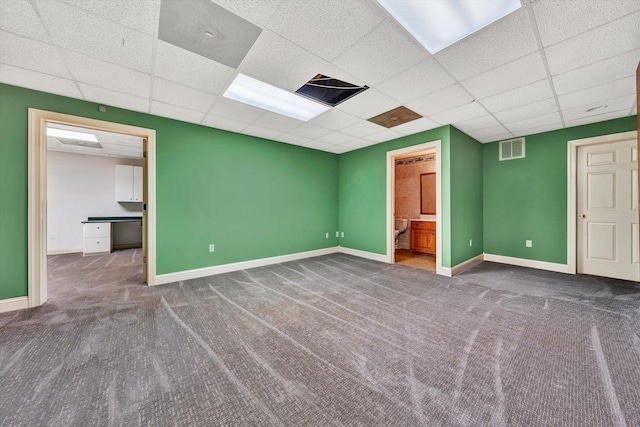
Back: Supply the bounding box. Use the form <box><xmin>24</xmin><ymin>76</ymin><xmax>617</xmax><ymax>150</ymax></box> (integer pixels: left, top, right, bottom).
<box><xmin>324</xmin><ymin>145</ymin><xmax>350</xmax><ymax>154</ymax></box>
<box><xmin>154</xmin><ymin>41</ymin><xmax>236</xmax><ymax>94</ymax></box>
<box><xmin>533</xmin><ymin>0</ymin><xmax>640</xmax><ymax>47</ymax></box>
<box><xmin>213</xmin><ymin>0</ymin><xmax>282</xmax><ymax>26</ymax></box>
<box><xmin>242</xmin><ymin>124</ymin><xmax>283</xmax><ymax>140</ymax></box>
<box><xmin>544</xmin><ymin>11</ymin><xmax>640</xmax><ymax>76</ymax></box>
<box><xmin>504</xmin><ymin>112</ymin><xmax>562</xmax><ymax>134</ymax></box>
<box><xmin>267</xmin><ymin>0</ymin><xmax>386</xmax><ymax>62</ymax></box>
<box><xmin>430</xmin><ymin>102</ymin><xmax>488</xmax><ymax>126</ymax></box>
<box><xmin>151</xmin><ymin>101</ymin><xmax>206</xmax><ymax>124</ymax></box>
<box><xmin>0</xmin><ymin>63</ymin><xmax>81</xmax><ymax>98</ymax></box>
<box><xmin>362</xmin><ymin>128</ymin><xmax>403</xmax><ymax>143</ymax></box>
<box><xmin>406</xmin><ymin>84</ymin><xmax>473</xmax><ymax>117</ymax></box>
<box><xmin>62</xmin><ymin>50</ymin><xmax>151</xmax><ymax>98</ymax></box>
<box><xmin>564</xmin><ymin>109</ymin><xmax>632</xmax><ymax>128</ymax></box>
<box><xmin>340</xmin><ymin>120</ymin><xmax>385</xmax><ymax>138</ymax></box>
<box><xmin>493</xmin><ymin>98</ymin><xmax>558</xmax><ymax>124</ymax></box>
<box><xmin>239</xmin><ymin>30</ymin><xmax>327</xmax><ymax>92</ymax></box>
<box><xmin>479</xmin><ymin>79</ymin><xmax>553</xmax><ymax>113</ymax></box>
<box><xmin>251</xmin><ymin>112</ymin><xmax>304</xmax><ymax>133</ymax></box>
<box><xmin>391</xmin><ymin>117</ymin><xmax>440</xmax><ymax>136</ymax></box>
<box><xmin>0</xmin><ymin>0</ymin><xmax>48</xmax><ymax>41</ymax></box>
<box><xmin>511</xmin><ymin>123</ymin><xmax>561</xmax><ymax>138</ymax></box>
<box><xmin>340</xmin><ymin>139</ymin><xmax>379</xmax><ymax>150</ymax></box>
<box><xmin>308</xmin><ymin>109</ymin><xmax>361</xmax><ymax>131</ymax></box>
<box><xmin>0</xmin><ymin>31</ymin><xmax>70</xmax><ymax>78</ymax></box>
<box><xmin>464</xmin><ymin>124</ymin><xmax>511</xmax><ymax>141</ymax></box>
<box><xmin>335</xmin><ymin>88</ymin><xmax>399</xmax><ymax>120</ymax></box>
<box><xmin>557</xmin><ymin>77</ymin><xmax>636</xmax><ymax>111</ymax></box>
<box><xmin>553</xmin><ymin>49</ymin><xmax>640</xmax><ymax>95</ymax></box>
<box><xmin>288</xmin><ymin>123</ymin><xmax>333</xmax><ymax>140</ymax></box>
<box><xmin>562</xmin><ymin>94</ymin><xmax>635</xmax><ymax>123</ymax></box>
<box><xmin>79</xmin><ymin>83</ymin><xmax>150</xmax><ymax>113</ymax></box>
<box><xmin>316</xmin><ymin>132</ymin><xmax>357</xmax><ymax>145</ymax></box>
<box><xmin>152</xmin><ymin>78</ymin><xmax>217</xmax><ymax>112</ymax></box>
<box><xmin>59</xmin><ymin>0</ymin><xmax>159</xmax><ymax>36</ymax></box>
<box><xmin>273</xmin><ymin>133</ymin><xmax>312</xmax><ymax>146</ymax></box>
<box><xmin>36</xmin><ymin>0</ymin><xmax>154</xmax><ymax>73</ymax></box>
<box><xmin>461</xmin><ymin>52</ymin><xmax>547</xmax><ymax>99</ymax></box>
<box><xmin>208</xmin><ymin>96</ymin><xmax>265</xmax><ymax>123</ymax></box>
<box><xmin>453</xmin><ymin>115</ymin><xmax>501</xmax><ymax>134</ymax></box>
<box><xmin>201</xmin><ymin>114</ymin><xmax>249</xmax><ymax>133</ymax></box>
<box><xmin>377</xmin><ymin>59</ymin><xmax>455</xmax><ymax>104</ymax></box>
<box><xmin>303</xmin><ymin>140</ymin><xmax>337</xmax><ymax>151</ymax></box>
<box><xmin>435</xmin><ymin>9</ymin><xmax>537</xmax><ymax>81</ymax></box>
<box><xmin>333</xmin><ymin>20</ymin><xmax>427</xmax><ymax>85</ymax></box>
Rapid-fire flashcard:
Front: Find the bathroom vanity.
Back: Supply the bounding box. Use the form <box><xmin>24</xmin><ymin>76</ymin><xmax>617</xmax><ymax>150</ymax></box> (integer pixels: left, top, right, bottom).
<box><xmin>410</xmin><ymin>221</ymin><xmax>436</xmax><ymax>254</ymax></box>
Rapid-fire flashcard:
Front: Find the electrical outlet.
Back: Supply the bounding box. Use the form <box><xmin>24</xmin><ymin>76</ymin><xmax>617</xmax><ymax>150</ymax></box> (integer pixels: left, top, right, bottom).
<box><xmin>209</xmin><ymin>244</ymin><xmax>215</xmax><ymax>252</ymax></box>
<box><xmin>336</xmin><ymin>231</ymin><xmax>339</xmax><ymax>237</ymax></box>
<box><xmin>341</xmin><ymin>232</ymin><xmax>344</xmax><ymax>238</ymax></box>
<box><xmin>526</xmin><ymin>240</ymin><xmax>532</xmax><ymax>247</ymax></box>
<box><xmin>469</xmin><ymin>239</ymin><xmax>472</xmax><ymax>247</ymax></box>
<box><xmin>326</xmin><ymin>233</ymin><xmax>329</xmax><ymax>238</ymax></box>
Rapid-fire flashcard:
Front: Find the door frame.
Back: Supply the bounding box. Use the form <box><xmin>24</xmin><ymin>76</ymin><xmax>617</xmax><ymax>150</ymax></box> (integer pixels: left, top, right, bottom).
<box><xmin>27</xmin><ymin>108</ymin><xmax>157</xmax><ymax>309</ymax></box>
<box><xmin>386</xmin><ymin>140</ymin><xmax>443</xmax><ymax>274</ymax></box>
<box><xmin>567</xmin><ymin>130</ymin><xmax>637</xmax><ymax>275</ymax></box>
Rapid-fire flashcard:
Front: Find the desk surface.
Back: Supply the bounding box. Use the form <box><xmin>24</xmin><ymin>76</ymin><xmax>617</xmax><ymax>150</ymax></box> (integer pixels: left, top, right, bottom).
<box><xmin>82</xmin><ymin>216</ymin><xmax>142</xmax><ymax>224</ymax></box>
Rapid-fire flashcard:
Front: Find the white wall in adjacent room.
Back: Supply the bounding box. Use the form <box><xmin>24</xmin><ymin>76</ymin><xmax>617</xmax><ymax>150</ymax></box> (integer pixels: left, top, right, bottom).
<box><xmin>47</xmin><ymin>151</ymin><xmax>142</xmax><ymax>253</ymax></box>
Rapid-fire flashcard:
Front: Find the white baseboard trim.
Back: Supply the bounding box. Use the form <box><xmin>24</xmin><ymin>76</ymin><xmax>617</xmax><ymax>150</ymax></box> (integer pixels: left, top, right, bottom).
<box><xmin>154</xmin><ymin>247</ymin><xmax>340</xmax><ymax>286</ymax></box>
<box><xmin>47</xmin><ymin>248</ymin><xmax>82</xmax><ymax>255</ymax></box>
<box><xmin>0</xmin><ymin>296</ymin><xmax>29</xmax><ymax>313</ymax></box>
<box><xmin>484</xmin><ymin>253</ymin><xmax>570</xmax><ymax>274</ymax></box>
<box><xmin>439</xmin><ymin>254</ymin><xmax>485</xmax><ymax>277</ymax></box>
<box><xmin>338</xmin><ymin>246</ymin><xmax>389</xmax><ymax>263</ymax></box>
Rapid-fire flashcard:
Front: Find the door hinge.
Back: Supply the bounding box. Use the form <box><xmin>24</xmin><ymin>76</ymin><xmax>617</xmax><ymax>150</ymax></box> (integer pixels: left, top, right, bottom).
<box><xmin>143</xmin><ymin>203</ymin><xmax>147</xmax><ymax>211</ymax></box>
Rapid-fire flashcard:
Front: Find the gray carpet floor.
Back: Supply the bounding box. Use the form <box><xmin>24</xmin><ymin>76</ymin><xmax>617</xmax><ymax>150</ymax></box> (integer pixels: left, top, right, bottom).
<box><xmin>1</xmin><ymin>249</ymin><xmax>639</xmax><ymax>426</ymax></box>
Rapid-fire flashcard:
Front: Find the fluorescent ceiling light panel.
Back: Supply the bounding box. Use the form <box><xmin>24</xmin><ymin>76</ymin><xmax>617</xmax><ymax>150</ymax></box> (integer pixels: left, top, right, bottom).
<box><xmin>47</xmin><ymin>127</ymin><xmax>98</xmax><ymax>142</ymax></box>
<box><xmin>376</xmin><ymin>0</ymin><xmax>522</xmax><ymax>53</ymax></box>
<box><xmin>223</xmin><ymin>74</ymin><xmax>330</xmax><ymax>121</ymax></box>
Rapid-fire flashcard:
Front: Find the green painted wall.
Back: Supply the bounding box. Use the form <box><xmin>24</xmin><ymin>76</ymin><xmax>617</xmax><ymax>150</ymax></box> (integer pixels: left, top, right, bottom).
<box><xmin>483</xmin><ymin>116</ymin><xmax>637</xmax><ymax>264</ymax></box>
<box><xmin>0</xmin><ymin>83</ymin><xmax>338</xmax><ymax>299</ymax></box>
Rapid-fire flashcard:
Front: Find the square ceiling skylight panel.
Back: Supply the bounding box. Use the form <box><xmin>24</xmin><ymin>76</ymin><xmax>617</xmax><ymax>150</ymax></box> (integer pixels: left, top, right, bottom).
<box><xmin>296</xmin><ymin>74</ymin><xmax>369</xmax><ymax>106</ymax></box>
<box><xmin>376</xmin><ymin>0</ymin><xmax>522</xmax><ymax>53</ymax></box>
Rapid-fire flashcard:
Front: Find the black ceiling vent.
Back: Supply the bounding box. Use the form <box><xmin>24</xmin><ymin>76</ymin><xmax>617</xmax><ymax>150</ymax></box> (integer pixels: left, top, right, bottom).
<box><xmin>296</xmin><ymin>74</ymin><xmax>368</xmax><ymax>107</ymax></box>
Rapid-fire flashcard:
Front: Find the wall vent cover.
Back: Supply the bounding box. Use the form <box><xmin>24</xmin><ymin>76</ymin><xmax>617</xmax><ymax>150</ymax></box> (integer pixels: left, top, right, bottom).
<box><xmin>499</xmin><ymin>137</ymin><xmax>525</xmax><ymax>161</ymax></box>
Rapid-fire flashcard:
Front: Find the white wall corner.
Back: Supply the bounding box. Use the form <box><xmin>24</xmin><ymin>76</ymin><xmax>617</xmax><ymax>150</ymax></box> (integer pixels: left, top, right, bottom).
<box><xmin>483</xmin><ymin>253</ymin><xmax>570</xmax><ymax>274</ymax></box>
<box><xmin>338</xmin><ymin>246</ymin><xmax>389</xmax><ymax>263</ymax></box>
<box><xmin>0</xmin><ymin>296</ymin><xmax>29</xmax><ymax>313</ymax></box>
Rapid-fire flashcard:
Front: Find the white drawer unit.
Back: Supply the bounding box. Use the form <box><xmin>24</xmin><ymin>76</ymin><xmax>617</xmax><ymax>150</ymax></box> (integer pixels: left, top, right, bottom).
<box><xmin>83</xmin><ymin>222</ymin><xmax>112</xmax><ymax>255</ymax></box>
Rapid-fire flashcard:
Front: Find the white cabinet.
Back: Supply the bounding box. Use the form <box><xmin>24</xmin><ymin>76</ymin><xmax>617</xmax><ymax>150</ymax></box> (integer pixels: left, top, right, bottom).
<box><xmin>116</xmin><ymin>165</ymin><xmax>143</xmax><ymax>202</ymax></box>
<box><xmin>83</xmin><ymin>222</ymin><xmax>111</xmax><ymax>255</ymax></box>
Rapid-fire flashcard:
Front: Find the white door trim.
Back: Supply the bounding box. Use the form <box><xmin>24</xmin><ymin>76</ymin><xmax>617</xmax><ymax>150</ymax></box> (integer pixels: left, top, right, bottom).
<box><xmin>567</xmin><ymin>130</ymin><xmax>637</xmax><ymax>275</ymax></box>
<box><xmin>27</xmin><ymin>109</ymin><xmax>157</xmax><ymax>309</ymax></box>
<box><xmin>386</xmin><ymin>140</ymin><xmax>443</xmax><ymax>275</ymax></box>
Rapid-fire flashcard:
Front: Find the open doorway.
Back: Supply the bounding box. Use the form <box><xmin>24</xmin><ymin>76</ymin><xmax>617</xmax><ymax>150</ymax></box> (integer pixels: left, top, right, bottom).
<box><xmin>386</xmin><ymin>140</ymin><xmax>443</xmax><ymax>274</ymax></box>
<box><xmin>27</xmin><ymin>109</ymin><xmax>156</xmax><ymax>309</ymax></box>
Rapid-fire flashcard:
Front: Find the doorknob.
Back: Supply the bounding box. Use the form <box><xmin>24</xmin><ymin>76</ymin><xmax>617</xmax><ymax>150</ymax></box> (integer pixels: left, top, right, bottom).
<box><xmin>579</xmin><ymin>214</ymin><xmax>586</xmax><ymax>219</ymax></box>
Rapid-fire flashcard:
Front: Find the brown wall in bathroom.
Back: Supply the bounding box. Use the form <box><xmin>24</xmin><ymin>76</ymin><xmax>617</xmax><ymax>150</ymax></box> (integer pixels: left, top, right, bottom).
<box><xmin>395</xmin><ymin>159</ymin><xmax>436</xmax><ymax>220</ymax></box>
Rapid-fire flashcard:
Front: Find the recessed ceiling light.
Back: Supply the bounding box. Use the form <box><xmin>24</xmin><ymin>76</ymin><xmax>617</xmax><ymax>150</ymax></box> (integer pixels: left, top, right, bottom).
<box><xmin>585</xmin><ymin>105</ymin><xmax>608</xmax><ymax>112</ymax></box>
<box><xmin>223</xmin><ymin>74</ymin><xmax>330</xmax><ymax>121</ymax></box>
<box><xmin>47</xmin><ymin>128</ymin><xmax>98</xmax><ymax>142</ymax></box>
<box><xmin>376</xmin><ymin>0</ymin><xmax>522</xmax><ymax>54</ymax></box>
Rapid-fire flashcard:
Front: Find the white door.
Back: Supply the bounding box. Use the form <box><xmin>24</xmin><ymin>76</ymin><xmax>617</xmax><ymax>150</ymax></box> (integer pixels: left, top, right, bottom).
<box><xmin>577</xmin><ymin>138</ymin><xmax>639</xmax><ymax>281</ymax></box>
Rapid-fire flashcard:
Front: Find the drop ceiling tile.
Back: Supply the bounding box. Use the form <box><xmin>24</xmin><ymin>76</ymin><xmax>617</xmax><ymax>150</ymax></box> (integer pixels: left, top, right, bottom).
<box><xmin>392</xmin><ymin>117</ymin><xmax>440</xmax><ymax>136</ymax></box>
<box><xmin>213</xmin><ymin>0</ymin><xmax>282</xmax><ymax>26</ymax></box>
<box><xmin>242</xmin><ymin>124</ymin><xmax>283</xmax><ymax>140</ymax></box>
<box><xmin>288</xmin><ymin>123</ymin><xmax>333</xmax><ymax>139</ymax></box>
<box><xmin>0</xmin><ymin>31</ymin><xmax>70</xmax><ymax>78</ymax></box>
<box><xmin>267</xmin><ymin>0</ymin><xmax>385</xmax><ymax>61</ymax></box>
<box><xmin>100</xmin><ymin>143</ymin><xmax>141</xmax><ymax>153</ymax></box>
<box><xmin>453</xmin><ymin>115</ymin><xmax>501</xmax><ymax>134</ymax></box>
<box><xmin>315</xmin><ymin>132</ymin><xmax>356</xmax><ymax>145</ymax></box>
<box><xmin>154</xmin><ymin>41</ymin><xmax>236</xmax><ymax>94</ymax></box>
<box><xmin>0</xmin><ymin>63</ymin><xmax>81</xmax><ymax>98</ymax></box>
<box><xmin>479</xmin><ymin>79</ymin><xmax>553</xmax><ymax>114</ymax></box>
<box><xmin>302</xmin><ymin>140</ymin><xmax>336</xmax><ymax>151</ymax></box>
<box><xmin>335</xmin><ymin>88</ymin><xmax>401</xmax><ymax>120</ymax></box>
<box><xmin>461</xmin><ymin>52</ymin><xmax>547</xmax><ymax>99</ymax></box>
<box><xmin>341</xmin><ymin>139</ymin><xmax>378</xmax><ymax>150</ymax></box>
<box><xmin>533</xmin><ymin>0</ymin><xmax>640</xmax><ymax>47</ymax></box>
<box><xmin>152</xmin><ymin>78</ymin><xmax>217</xmax><ymax>112</ymax></box>
<box><xmin>324</xmin><ymin>145</ymin><xmax>350</xmax><ymax>154</ymax></box>
<box><xmin>61</xmin><ymin>50</ymin><xmax>150</xmax><ymax>98</ymax></box>
<box><xmin>504</xmin><ymin>112</ymin><xmax>562</xmax><ymax>134</ymax></box>
<box><xmin>239</xmin><ymin>30</ymin><xmax>327</xmax><ymax>92</ymax></box>
<box><xmin>558</xmin><ymin>77</ymin><xmax>636</xmax><ymax>111</ymax></box>
<box><xmin>512</xmin><ymin>123</ymin><xmax>562</xmax><ymax>138</ymax></box>
<box><xmin>466</xmin><ymin>125</ymin><xmax>511</xmax><ymax>140</ymax></box>
<box><xmin>362</xmin><ymin>129</ymin><xmax>402</xmax><ymax>143</ymax></box>
<box><xmin>340</xmin><ymin>120</ymin><xmax>384</xmax><ymax>138</ymax></box>
<box><xmin>435</xmin><ymin>9</ymin><xmax>537</xmax><ymax>81</ymax></box>
<box><xmin>208</xmin><ymin>96</ymin><xmax>265</xmax><ymax>123</ymax></box>
<box><xmin>552</xmin><ymin>49</ymin><xmax>640</xmax><ymax>95</ymax></box>
<box><xmin>0</xmin><ymin>0</ymin><xmax>48</xmax><ymax>40</ymax></box>
<box><xmin>377</xmin><ymin>59</ymin><xmax>455</xmax><ymax>104</ymax></box>
<box><xmin>273</xmin><ymin>133</ymin><xmax>312</xmax><ymax>146</ymax></box>
<box><xmin>477</xmin><ymin>133</ymin><xmax>514</xmax><ymax>143</ymax></box>
<box><xmin>36</xmin><ymin>0</ymin><xmax>154</xmax><ymax>73</ymax></box>
<box><xmin>251</xmin><ymin>112</ymin><xmax>304</xmax><ymax>133</ymax></box>
<box><xmin>308</xmin><ymin>108</ymin><xmax>361</xmax><ymax>130</ymax></box>
<box><xmin>151</xmin><ymin>101</ymin><xmax>206</xmax><ymax>124</ymax></box>
<box><xmin>494</xmin><ymin>98</ymin><xmax>558</xmax><ymax>124</ymax></box>
<box><xmin>562</xmin><ymin>94</ymin><xmax>635</xmax><ymax>122</ymax></box>
<box><xmin>430</xmin><ymin>102</ymin><xmax>487</xmax><ymax>125</ymax></box>
<box><xmin>333</xmin><ymin>20</ymin><xmax>427</xmax><ymax>85</ymax></box>
<box><xmin>79</xmin><ymin>83</ymin><xmax>149</xmax><ymax>113</ymax></box>
<box><xmin>545</xmin><ymin>11</ymin><xmax>640</xmax><ymax>76</ymax></box>
<box><xmin>407</xmin><ymin>84</ymin><xmax>473</xmax><ymax>117</ymax></box>
<box><xmin>564</xmin><ymin>109</ymin><xmax>631</xmax><ymax>128</ymax></box>
<box><xmin>60</xmin><ymin>0</ymin><xmax>159</xmax><ymax>36</ymax></box>
<box><xmin>201</xmin><ymin>114</ymin><xmax>249</xmax><ymax>133</ymax></box>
